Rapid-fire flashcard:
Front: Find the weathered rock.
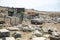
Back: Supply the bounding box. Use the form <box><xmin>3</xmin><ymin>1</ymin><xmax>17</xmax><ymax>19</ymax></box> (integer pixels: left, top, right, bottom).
<box><xmin>33</xmin><ymin>30</ymin><xmax>42</xmax><ymax>37</ymax></box>
<box><xmin>0</xmin><ymin>29</ymin><xmax>10</xmax><ymax>37</ymax></box>
<box><xmin>31</xmin><ymin>37</ymin><xmax>46</xmax><ymax>40</ymax></box>
<box><xmin>6</xmin><ymin>37</ymin><xmax>15</xmax><ymax>40</ymax></box>
<box><xmin>12</xmin><ymin>32</ymin><xmax>22</xmax><ymax>38</ymax></box>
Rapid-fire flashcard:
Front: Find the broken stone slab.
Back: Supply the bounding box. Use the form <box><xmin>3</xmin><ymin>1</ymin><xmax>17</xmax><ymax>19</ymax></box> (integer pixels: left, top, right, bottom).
<box><xmin>5</xmin><ymin>37</ymin><xmax>15</xmax><ymax>40</ymax></box>
<box><xmin>57</xmin><ymin>18</ymin><xmax>60</xmax><ymax>23</ymax></box>
<box><xmin>6</xmin><ymin>27</ymin><xmax>20</xmax><ymax>31</ymax></box>
<box><xmin>33</xmin><ymin>30</ymin><xmax>42</xmax><ymax>37</ymax></box>
<box><xmin>42</xmin><ymin>27</ymin><xmax>48</xmax><ymax>33</ymax></box>
<box><xmin>22</xmin><ymin>26</ymin><xmax>29</xmax><ymax>32</ymax></box>
<box><xmin>0</xmin><ymin>37</ymin><xmax>14</xmax><ymax>40</ymax></box>
<box><xmin>31</xmin><ymin>37</ymin><xmax>46</xmax><ymax>40</ymax></box>
<box><xmin>31</xmin><ymin>18</ymin><xmax>44</xmax><ymax>25</ymax></box>
<box><xmin>20</xmin><ymin>25</ymin><xmax>35</xmax><ymax>32</ymax></box>
<box><xmin>43</xmin><ymin>34</ymin><xmax>50</xmax><ymax>38</ymax></box>
<box><xmin>12</xmin><ymin>32</ymin><xmax>22</xmax><ymax>38</ymax></box>
<box><xmin>0</xmin><ymin>38</ymin><xmax>2</xmax><ymax>40</ymax></box>
<box><xmin>52</xmin><ymin>31</ymin><xmax>60</xmax><ymax>37</ymax></box>
<box><xmin>28</xmin><ymin>25</ymin><xmax>36</xmax><ymax>31</ymax></box>
<box><xmin>0</xmin><ymin>29</ymin><xmax>10</xmax><ymax>37</ymax></box>
<box><xmin>0</xmin><ymin>29</ymin><xmax>9</xmax><ymax>32</ymax></box>
<box><xmin>50</xmin><ymin>36</ymin><xmax>60</xmax><ymax>40</ymax></box>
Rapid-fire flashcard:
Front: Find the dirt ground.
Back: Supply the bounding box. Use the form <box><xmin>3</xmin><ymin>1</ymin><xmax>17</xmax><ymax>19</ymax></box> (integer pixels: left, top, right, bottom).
<box><xmin>42</xmin><ymin>23</ymin><xmax>60</xmax><ymax>32</ymax></box>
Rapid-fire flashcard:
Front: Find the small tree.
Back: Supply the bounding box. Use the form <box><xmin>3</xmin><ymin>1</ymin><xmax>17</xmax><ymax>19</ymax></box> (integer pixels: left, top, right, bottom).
<box><xmin>18</xmin><ymin>11</ymin><xmax>24</xmax><ymax>23</ymax></box>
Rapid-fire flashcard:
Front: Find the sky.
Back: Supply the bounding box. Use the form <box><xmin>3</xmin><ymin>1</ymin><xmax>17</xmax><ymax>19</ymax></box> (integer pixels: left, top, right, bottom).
<box><xmin>0</xmin><ymin>0</ymin><xmax>60</xmax><ymax>11</ymax></box>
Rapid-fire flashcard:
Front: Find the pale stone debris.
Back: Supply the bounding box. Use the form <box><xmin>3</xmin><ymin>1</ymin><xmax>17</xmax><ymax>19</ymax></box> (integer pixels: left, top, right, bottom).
<box><xmin>0</xmin><ymin>29</ymin><xmax>9</xmax><ymax>32</ymax></box>
<box><xmin>6</xmin><ymin>37</ymin><xmax>15</xmax><ymax>40</ymax></box>
<box><xmin>6</xmin><ymin>27</ymin><xmax>20</xmax><ymax>31</ymax></box>
<box><xmin>31</xmin><ymin>37</ymin><xmax>46</xmax><ymax>40</ymax></box>
<box><xmin>33</xmin><ymin>30</ymin><xmax>42</xmax><ymax>37</ymax></box>
<box><xmin>0</xmin><ymin>38</ymin><xmax>2</xmax><ymax>40</ymax></box>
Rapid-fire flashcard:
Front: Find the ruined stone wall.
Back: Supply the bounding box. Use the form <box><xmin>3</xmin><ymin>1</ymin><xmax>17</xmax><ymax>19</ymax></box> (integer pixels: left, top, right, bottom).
<box><xmin>0</xmin><ymin>6</ymin><xmax>8</xmax><ymax>16</ymax></box>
